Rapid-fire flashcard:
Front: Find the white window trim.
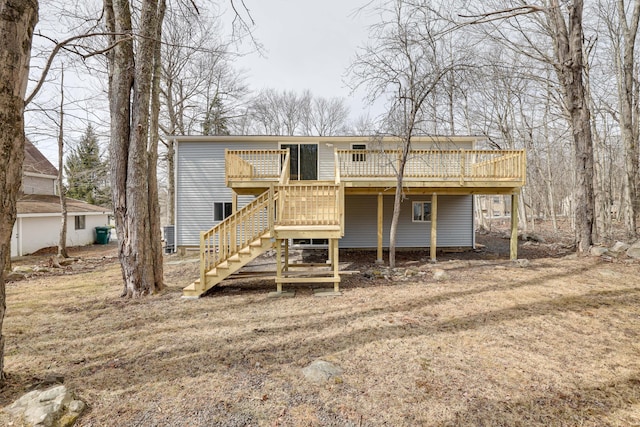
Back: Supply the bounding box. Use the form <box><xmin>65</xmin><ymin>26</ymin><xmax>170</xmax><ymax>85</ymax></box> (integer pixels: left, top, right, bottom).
<box><xmin>412</xmin><ymin>201</ymin><xmax>432</xmax><ymax>223</ymax></box>
<box><xmin>74</xmin><ymin>215</ymin><xmax>86</xmax><ymax>230</ymax></box>
<box><xmin>278</xmin><ymin>142</ymin><xmax>320</xmax><ymax>181</ymax></box>
<box><xmin>213</xmin><ymin>202</ymin><xmax>233</xmax><ymax>221</ymax></box>
<box><xmin>351</xmin><ymin>143</ymin><xmax>367</xmax><ymax>162</ymax></box>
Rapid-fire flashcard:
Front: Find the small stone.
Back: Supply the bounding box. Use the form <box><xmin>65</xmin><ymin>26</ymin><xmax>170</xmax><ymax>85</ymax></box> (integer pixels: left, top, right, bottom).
<box><xmin>432</xmin><ymin>269</ymin><xmax>447</xmax><ymax>281</ymax></box>
<box><xmin>68</xmin><ymin>399</ymin><xmax>85</xmax><ymax>413</ymax></box>
<box><xmin>302</xmin><ymin>360</ymin><xmax>343</xmax><ymax>383</ymax></box>
<box><xmin>59</xmin><ymin>412</ymin><xmax>80</xmax><ymax>427</ymax></box>
<box><xmin>626</xmin><ymin>242</ymin><xmax>640</xmax><ymax>259</ymax></box>
<box><xmin>514</xmin><ymin>259</ymin><xmax>530</xmax><ymax>268</ymax></box>
<box><xmin>590</xmin><ymin>246</ymin><xmax>609</xmax><ymax>257</ymax></box>
<box><xmin>4</xmin><ymin>271</ymin><xmax>26</xmax><ymax>282</ymax></box>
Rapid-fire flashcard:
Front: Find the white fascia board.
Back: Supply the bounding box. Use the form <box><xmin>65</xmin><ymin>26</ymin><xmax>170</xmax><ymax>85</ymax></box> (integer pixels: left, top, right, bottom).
<box><xmin>18</xmin><ymin>211</ymin><xmax>112</xmax><ymax>218</ymax></box>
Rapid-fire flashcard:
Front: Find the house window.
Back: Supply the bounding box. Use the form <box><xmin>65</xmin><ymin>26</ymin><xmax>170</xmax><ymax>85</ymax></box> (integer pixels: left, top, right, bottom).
<box><xmin>75</xmin><ymin>215</ymin><xmax>86</xmax><ymax>230</ymax></box>
<box><xmin>412</xmin><ymin>201</ymin><xmax>432</xmax><ymax>222</ymax></box>
<box><xmin>351</xmin><ymin>143</ymin><xmax>367</xmax><ymax>162</ymax></box>
<box><xmin>213</xmin><ymin>202</ymin><xmax>233</xmax><ymax>221</ymax></box>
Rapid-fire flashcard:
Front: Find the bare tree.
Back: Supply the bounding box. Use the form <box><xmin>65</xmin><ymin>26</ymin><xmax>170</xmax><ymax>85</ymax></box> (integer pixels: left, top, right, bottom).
<box><xmin>349</xmin><ymin>0</ymin><xmax>461</xmax><ymax>267</ymax></box>
<box><xmin>306</xmin><ymin>97</ymin><xmax>350</xmax><ymax>136</ymax></box>
<box><xmin>599</xmin><ymin>0</ymin><xmax>640</xmax><ymax>238</ymax></box>
<box><xmin>104</xmin><ymin>0</ymin><xmax>165</xmax><ymax>297</ymax></box>
<box><xmin>464</xmin><ymin>1</ymin><xmax>596</xmax><ymax>252</ymax></box>
<box><xmin>0</xmin><ymin>0</ymin><xmax>38</xmax><ymax>381</ymax></box>
<box><xmin>58</xmin><ymin>66</ymin><xmax>68</xmax><ymax>258</ymax></box>
<box><xmin>159</xmin><ymin>6</ymin><xmax>247</xmax><ymax>224</ymax></box>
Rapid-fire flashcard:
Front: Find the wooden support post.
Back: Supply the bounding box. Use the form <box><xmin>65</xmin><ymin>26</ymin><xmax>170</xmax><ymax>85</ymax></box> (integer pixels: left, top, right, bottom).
<box><xmin>332</xmin><ymin>238</ymin><xmax>340</xmax><ymax>293</ymax></box>
<box><xmin>430</xmin><ymin>193</ymin><xmax>438</xmax><ymax>262</ymax></box>
<box><xmin>284</xmin><ymin>239</ymin><xmax>289</xmax><ymax>272</ymax></box>
<box><xmin>510</xmin><ymin>193</ymin><xmax>519</xmax><ymax>260</ymax></box>
<box><xmin>230</xmin><ymin>191</ymin><xmax>238</xmax><ymax>252</ymax></box>
<box><xmin>276</xmin><ymin>239</ymin><xmax>283</xmax><ymax>292</ymax></box>
<box><xmin>199</xmin><ymin>231</ymin><xmax>206</xmax><ymax>291</ymax></box>
<box><xmin>377</xmin><ymin>193</ymin><xmax>383</xmax><ymax>263</ymax></box>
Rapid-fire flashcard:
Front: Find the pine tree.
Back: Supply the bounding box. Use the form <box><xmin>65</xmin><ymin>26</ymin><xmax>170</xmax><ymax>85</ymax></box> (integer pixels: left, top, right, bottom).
<box><xmin>202</xmin><ymin>94</ymin><xmax>230</xmax><ymax>135</ymax></box>
<box><xmin>64</xmin><ymin>125</ymin><xmax>110</xmax><ymax>207</ymax></box>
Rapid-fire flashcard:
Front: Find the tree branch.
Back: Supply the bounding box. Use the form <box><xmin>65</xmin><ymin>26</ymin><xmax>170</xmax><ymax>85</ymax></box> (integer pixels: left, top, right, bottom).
<box><xmin>26</xmin><ymin>31</ymin><xmax>131</xmax><ymax>106</ymax></box>
<box><xmin>458</xmin><ymin>5</ymin><xmax>546</xmax><ymax>26</ymax></box>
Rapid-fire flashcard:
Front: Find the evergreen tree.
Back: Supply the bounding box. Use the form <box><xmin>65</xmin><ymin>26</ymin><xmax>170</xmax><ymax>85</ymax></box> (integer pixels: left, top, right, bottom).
<box><xmin>202</xmin><ymin>94</ymin><xmax>230</xmax><ymax>135</ymax></box>
<box><xmin>64</xmin><ymin>125</ymin><xmax>110</xmax><ymax>207</ymax></box>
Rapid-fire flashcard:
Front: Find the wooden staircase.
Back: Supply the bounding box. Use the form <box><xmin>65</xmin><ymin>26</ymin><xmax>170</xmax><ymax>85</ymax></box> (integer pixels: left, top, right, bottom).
<box><xmin>183</xmin><ymin>150</ymin><xmax>345</xmax><ymax>298</ymax></box>
<box><xmin>183</xmin><ymin>189</ymin><xmax>276</xmax><ymax>298</ymax></box>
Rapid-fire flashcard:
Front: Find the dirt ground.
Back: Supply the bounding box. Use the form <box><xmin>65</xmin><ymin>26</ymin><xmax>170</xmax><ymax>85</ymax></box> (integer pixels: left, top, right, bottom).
<box><xmin>1</xmin><ymin>225</ymin><xmax>639</xmax><ymax>426</ymax></box>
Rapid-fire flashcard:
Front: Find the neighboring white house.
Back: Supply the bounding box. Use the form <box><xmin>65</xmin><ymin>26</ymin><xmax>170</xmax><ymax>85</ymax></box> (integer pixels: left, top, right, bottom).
<box><xmin>10</xmin><ymin>140</ymin><xmax>112</xmax><ymax>257</ymax></box>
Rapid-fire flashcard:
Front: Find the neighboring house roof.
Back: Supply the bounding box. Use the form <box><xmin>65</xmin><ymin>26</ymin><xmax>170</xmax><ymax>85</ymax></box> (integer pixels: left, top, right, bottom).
<box><xmin>17</xmin><ymin>194</ymin><xmax>111</xmax><ymax>215</ymax></box>
<box><xmin>24</xmin><ymin>139</ymin><xmax>58</xmax><ymax>177</ymax></box>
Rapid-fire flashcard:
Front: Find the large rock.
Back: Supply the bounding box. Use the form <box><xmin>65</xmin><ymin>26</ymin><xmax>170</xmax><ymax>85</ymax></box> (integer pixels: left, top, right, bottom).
<box><xmin>590</xmin><ymin>246</ymin><xmax>609</xmax><ymax>257</ymax></box>
<box><xmin>627</xmin><ymin>242</ymin><xmax>640</xmax><ymax>259</ymax></box>
<box><xmin>302</xmin><ymin>359</ymin><xmax>343</xmax><ymax>383</ymax></box>
<box><xmin>4</xmin><ymin>385</ymin><xmax>85</xmax><ymax>427</ymax></box>
<box><xmin>610</xmin><ymin>241</ymin><xmax>630</xmax><ymax>254</ymax></box>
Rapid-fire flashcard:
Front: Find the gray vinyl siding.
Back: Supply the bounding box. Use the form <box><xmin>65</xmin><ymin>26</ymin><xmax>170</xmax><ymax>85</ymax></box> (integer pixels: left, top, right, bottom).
<box><xmin>318</xmin><ymin>143</ymin><xmax>334</xmax><ymax>180</ymax></box>
<box><xmin>341</xmin><ymin>195</ymin><xmax>473</xmax><ymax>248</ymax></box>
<box><xmin>176</xmin><ymin>141</ymin><xmax>271</xmax><ymax>246</ymax></box>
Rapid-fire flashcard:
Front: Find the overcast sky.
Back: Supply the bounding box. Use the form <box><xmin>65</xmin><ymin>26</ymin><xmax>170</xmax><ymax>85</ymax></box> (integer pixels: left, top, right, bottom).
<box><xmin>233</xmin><ymin>0</ymin><xmax>378</xmax><ymax>116</ymax></box>
<box><xmin>29</xmin><ymin>1</ymin><xmax>381</xmax><ymax>163</ymax></box>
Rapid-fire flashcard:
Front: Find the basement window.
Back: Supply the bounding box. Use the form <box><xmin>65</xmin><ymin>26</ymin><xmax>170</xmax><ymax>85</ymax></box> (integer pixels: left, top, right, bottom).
<box><xmin>213</xmin><ymin>202</ymin><xmax>233</xmax><ymax>221</ymax></box>
<box><xmin>75</xmin><ymin>215</ymin><xmax>86</xmax><ymax>230</ymax></box>
<box><xmin>412</xmin><ymin>201</ymin><xmax>432</xmax><ymax>222</ymax></box>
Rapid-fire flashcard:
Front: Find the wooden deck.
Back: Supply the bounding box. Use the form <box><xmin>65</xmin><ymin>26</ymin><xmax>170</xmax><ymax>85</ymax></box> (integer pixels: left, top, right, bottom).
<box><xmin>226</xmin><ymin>149</ymin><xmax>526</xmax><ymax>194</ymax></box>
<box><xmin>185</xmin><ymin>147</ymin><xmax>526</xmax><ymax>297</ymax></box>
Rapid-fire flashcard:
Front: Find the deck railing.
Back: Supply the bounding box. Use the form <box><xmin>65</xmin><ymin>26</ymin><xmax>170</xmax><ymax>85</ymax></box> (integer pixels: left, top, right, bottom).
<box><xmin>336</xmin><ymin>149</ymin><xmax>525</xmax><ymax>183</ymax></box>
<box><xmin>199</xmin><ymin>188</ymin><xmax>275</xmax><ymax>290</ymax></box>
<box><xmin>225</xmin><ymin>149</ymin><xmax>288</xmax><ymax>183</ymax></box>
<box><xmin>226</xmin><ymin>148</ymin><xmax>526</xmax><ymax>185</ymax></box>
<box><xmin>276</xmin><ymin>183</ymin><xmax>342</xmax><ymax>226</ymax></box>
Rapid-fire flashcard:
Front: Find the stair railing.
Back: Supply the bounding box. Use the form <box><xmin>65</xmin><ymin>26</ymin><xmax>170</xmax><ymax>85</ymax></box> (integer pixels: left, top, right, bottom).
<box><xmin>199</xmin><ymin>188</ymin><xmax>277</xmax><ymax>289</ymax></box>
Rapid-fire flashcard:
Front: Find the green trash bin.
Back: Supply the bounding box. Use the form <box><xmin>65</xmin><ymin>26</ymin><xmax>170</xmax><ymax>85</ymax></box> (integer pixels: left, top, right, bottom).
<box><xmin>95</xmin><ymin>226</ymin><xmax>111</xmax><ymax>244</ymax></box>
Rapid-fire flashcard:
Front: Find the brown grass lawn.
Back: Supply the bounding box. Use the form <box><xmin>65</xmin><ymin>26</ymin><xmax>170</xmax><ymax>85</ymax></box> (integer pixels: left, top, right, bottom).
<box><xmin>1</xmin><ymin>242</ymin><xmax>640</xmax><ymax>426</ymax></box>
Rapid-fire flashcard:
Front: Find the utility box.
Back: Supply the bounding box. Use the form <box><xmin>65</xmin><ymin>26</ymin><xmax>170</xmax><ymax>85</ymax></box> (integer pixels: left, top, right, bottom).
<box><xmin>163</xmin><ymin>225</ymin><xmax>175</xmax><ymax>254</ymax></box>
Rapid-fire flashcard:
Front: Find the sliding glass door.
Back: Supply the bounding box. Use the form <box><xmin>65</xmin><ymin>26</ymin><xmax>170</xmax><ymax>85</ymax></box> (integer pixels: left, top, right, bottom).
<box><xmin>281</xmin><ymin>143</ymin><xmax>318</xmax><ymax>180</ymax></box>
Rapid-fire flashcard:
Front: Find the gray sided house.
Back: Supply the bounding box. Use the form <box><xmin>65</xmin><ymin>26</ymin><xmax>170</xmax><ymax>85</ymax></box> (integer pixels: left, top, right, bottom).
<box><xmin>173</xmin><ymin>135</ymin><xmax>526</xmax><ymax>297</ymax></box>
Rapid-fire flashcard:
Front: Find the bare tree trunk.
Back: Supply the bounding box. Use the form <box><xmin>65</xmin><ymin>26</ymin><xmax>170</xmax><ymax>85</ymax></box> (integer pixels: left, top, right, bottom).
<box><xmin>548</xmin><ymin>0</ymin><xmax>595</xmax><ymax>252</ymax></box>
<box><xmin>389</xmin><ymin>136</ymin><xmax>411</xmax><ymax>268</ymax></box>
<box><xmin>105</xmin><ymin>0</ymin><xmax>164</xmax><ymax>297</ymax></box>
<box><xmin>58</xmin><ymin>66</ymin><xmax>68</xmax><ymax>258</ymax></box>
<box><xmin>148</xmin><ymin>0</ymin><xmax>166</xmax><ymax>289</ymax></box>
<box><xmin>616</xmin><ymin>0</ymin><xmax>640</xmax><ymax>239</ymax></box>
<box><xmin>0</xmin><ymin>0</ymin><xmax>38</xmax><ymax>381</ymax></box>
